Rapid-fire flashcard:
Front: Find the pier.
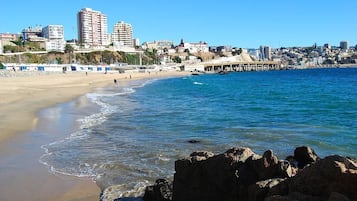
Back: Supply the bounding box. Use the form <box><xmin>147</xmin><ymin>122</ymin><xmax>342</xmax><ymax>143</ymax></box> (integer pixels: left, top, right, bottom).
<box><xmin>203</xmin><ymin>61</ymin><xmax>282</xmax><ymax>72</ymax></box>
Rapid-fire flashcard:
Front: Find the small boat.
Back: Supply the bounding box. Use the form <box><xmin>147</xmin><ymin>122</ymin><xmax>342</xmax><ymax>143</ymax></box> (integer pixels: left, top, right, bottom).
<box><xmin>191</xmin><ymin>71</ymin><xmax>205</xmax><ymax>76</ymax></box>
<box><xmin>218</xmin><ymin>70</ymin><xmax>229</xmax><ymax>75</ymax></box>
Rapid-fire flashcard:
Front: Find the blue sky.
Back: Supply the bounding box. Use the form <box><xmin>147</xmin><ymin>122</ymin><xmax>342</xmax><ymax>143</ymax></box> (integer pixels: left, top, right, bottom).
<box><xmin>1</xmin><ymin>0</ymin><xmax>356</xmax><ymax>48</ymax></box>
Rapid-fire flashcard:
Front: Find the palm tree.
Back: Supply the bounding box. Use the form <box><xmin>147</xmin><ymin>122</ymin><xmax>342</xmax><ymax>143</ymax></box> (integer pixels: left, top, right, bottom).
<box><xmin>64</xmin><ymin>44</ymin><xmax>74</xmax><ymax>64</ymax></box>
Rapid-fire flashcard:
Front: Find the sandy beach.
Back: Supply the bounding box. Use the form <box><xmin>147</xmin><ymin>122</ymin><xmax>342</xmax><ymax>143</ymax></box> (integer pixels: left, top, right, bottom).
<box><xmin>0</xmin><ymin>70</ymin><xmax>190</xmax><ymax>201</ymax></box>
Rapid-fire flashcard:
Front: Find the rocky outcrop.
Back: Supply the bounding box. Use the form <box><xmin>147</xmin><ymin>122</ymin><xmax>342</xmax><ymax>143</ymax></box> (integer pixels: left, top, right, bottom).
<box><xmin>172</xmin><ymin>147</ymin><xmax>296</xmax><ymax>201</ymax></box>
<box><xmin>173</xmin><ymin>147</ymin><xmax>257</xmax><ymax>201</ymax></box>
<box><xmin>143</xmin><ymin>179</ymin><xmax>172</xmax><ymax>201</ymax></box>
<box><xmin>280</xmin><ymin>155</ymin><xmax>357</xmax><ymax>200</ymax></box>
<box><xmin>142</xmin><ymin>146</ymin><xmax>357</xmax><ymax>201</ymax></box>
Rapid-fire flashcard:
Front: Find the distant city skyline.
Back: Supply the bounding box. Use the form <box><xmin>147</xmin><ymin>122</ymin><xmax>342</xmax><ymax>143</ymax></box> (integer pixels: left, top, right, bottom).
<box><xmin>0</xmin><ymin>0</ymin><xmax>356</xmax><ymax>48</ymax></box>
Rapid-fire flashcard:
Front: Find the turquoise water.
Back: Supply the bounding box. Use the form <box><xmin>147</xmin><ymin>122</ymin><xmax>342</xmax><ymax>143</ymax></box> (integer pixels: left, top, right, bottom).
<box><xmin>40</xmin><ymin>68</ymin><xmax>357</xmax><ymax>194</ymax></box>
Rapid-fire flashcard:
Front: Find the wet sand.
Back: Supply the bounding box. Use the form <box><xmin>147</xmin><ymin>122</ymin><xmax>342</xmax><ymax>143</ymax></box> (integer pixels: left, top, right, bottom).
<box><xmin>0</xmin><ymin>70</ymin><xmax>190</xmax><ymax>201</ymax></box>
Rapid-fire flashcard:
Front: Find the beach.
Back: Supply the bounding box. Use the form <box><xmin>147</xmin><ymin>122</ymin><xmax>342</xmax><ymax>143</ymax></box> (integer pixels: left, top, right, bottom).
<box><xmin>0</xmin><ymin>70</ymin><xmax>190</xmax><ymax>201</ymax></box>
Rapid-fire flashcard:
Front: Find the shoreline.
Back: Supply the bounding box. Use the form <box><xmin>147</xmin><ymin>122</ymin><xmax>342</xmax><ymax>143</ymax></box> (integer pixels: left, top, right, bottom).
<box><xmin>0</xmin><ymin>70</ymin><xmax>190</xmax><ymax>201</ymax></box>
<box><xmin>0</xmin><ymin>70</ymin><xmax>190</xmax><ymax>143</ymax></box>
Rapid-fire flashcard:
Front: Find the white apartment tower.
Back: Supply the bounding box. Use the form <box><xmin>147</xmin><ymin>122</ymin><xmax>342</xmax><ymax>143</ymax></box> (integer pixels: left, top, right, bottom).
<box><xmin>42</xmin><ymin>25</ymin><xmax>65</xmax><ymax>52</ymax></box>
<box><xmin>77</xmin><ymin>8</ymin><xmax>108</xmax><ymax>47</ymax></box>
<box><xmin>113</xmin><ymin>21</ymin><xmax>133</xmax><ymax>47</ymax></box>
<box><xmin>260</xmin><ymin>45</ymin><xmax>272</xmax><ymax>61</ymax></box>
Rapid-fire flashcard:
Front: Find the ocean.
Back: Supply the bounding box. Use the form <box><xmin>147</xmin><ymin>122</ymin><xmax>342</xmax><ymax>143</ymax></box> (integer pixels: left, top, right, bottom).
<box><xmin>39</xmin><ymin>67</ymin><xmax>357</xmax><ymax>195</ymax></box>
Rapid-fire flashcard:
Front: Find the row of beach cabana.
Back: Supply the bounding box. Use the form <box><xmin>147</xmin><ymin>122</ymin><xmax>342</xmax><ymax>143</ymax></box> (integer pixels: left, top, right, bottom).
<box><xmin>2</xmin><ymin>63</ymin><xmax>129</xmax><ymax>73</ymax></box>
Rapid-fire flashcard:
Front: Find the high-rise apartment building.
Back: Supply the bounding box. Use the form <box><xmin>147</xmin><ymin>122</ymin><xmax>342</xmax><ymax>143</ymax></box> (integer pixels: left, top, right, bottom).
<box><xmin>42</xmin><ymin>25</ymin><xmax>65</xmax><ymax>51</ymax></box>
<box><xmin>340</xmin><ymin>41</ymin><xmax>349</xmax><ymax>50</ymax></box>
<box><xmin>112</xmin><ymin>21</ymin><xmax>133</xmax><ymax>47</ymax></box>
<box><xmin>260</xmin><ymin>46</ymin><xmax>272</xmax><ymax>60</ymax></box>
<box><xmin>77</xmin><ymin>8</ymin><xmax>108</xmax><ymax>47</ymax></box>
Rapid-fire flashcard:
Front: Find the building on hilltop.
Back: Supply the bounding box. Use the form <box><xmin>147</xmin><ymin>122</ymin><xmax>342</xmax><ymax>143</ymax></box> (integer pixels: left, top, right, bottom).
<box><xmin>177</xmin><ymin>39</ymin><xmax>209</xmax><ymax>53</ymax></box>
<box><xmin>260</xmin><ymin>45</ymin><xmax>272</xmax><ymax>61</ymax></box>
<box><xmin>142</xmin><ymin>40</ymin><xmax>174</xmax><ymax>50</ymax></box>
<box><xmin>112</xmin><ymin>21</ymin><xmax>134</xmax><ymax>47</ymax></box>
<box><xmin>22</xmin><ymin>26</ymin><xmax>44</xmax><ymax>42</ymax></box>
<box><xmin>77</xmin><ymin>8</ymin><xmax>108</xmax><ymax>47</ymax></box>
<box><xmin>0</xmin><ymin>33</ymin><xmax>20</xmax><ymax>46</ymax></box>
<box><xmin>340</xmin><ymin>41</ymin><xmax>349</xmax><ymax>50</ymax></box>
<box><xmin>42</xmin><ymin>25</ymin><xmax>65</xmax><ymax>52</ymax></box>
<box><xmin>323</xmin><ymin>43</ymin><xmax>331</xmax><ymax>50</ymax></box>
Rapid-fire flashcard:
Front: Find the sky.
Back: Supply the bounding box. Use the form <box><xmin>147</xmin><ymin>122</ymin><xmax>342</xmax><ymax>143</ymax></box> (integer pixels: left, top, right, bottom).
<box><xmin>0</xmin><ymin>0</ymin><xmax>356</xmax><ymax>48</ymax></box>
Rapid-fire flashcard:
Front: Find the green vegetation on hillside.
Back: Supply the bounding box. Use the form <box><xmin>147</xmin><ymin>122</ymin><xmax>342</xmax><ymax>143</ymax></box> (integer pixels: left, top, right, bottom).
<box><xmin>0</xmin><ymin>50</ymin><xmax>156</xmax><ymax>65</ymax></box>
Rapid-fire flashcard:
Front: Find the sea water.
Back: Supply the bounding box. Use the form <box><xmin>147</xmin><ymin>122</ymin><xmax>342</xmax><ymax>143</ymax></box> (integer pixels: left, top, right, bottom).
<box><xmin>39</xmin><ymin>68</ymin><xmax>357</xmax><ymax>195</ymax></box>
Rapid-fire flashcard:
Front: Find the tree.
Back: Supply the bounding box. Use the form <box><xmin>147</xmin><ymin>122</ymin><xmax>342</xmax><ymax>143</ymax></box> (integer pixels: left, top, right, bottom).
<box><xmin>64</xmin><ymin>44</ymin><xmax>74</xmax><ymax>64</ymax></box>
<box><xmin>3</xmin><ymin>45</ymin><xmax>17</xmax><ymax>53</ymax></box>
<box><xmin>172</xmin><ymin>56</ymin><xmax>182</xmax><ymax>63</ymax></box>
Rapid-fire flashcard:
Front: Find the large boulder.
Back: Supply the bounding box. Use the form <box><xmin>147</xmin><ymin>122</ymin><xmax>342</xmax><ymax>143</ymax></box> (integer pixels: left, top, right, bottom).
<box><xmin>173</xmin><ymin>147</ymin><xmax>256</xmax><ymax>201</ymax></box>
<box><xmin>294</xmin><ymin>146</ymin><xmax>319</xmax><ymax>169</ymax></box>
<box><xmin>238</xmin><ymin>150</ymin><xmax>296</xmax><ymax>187</ymax></box>
<box><xmin>287</xmin><ymin>155</ymin><xmax>357</xmax><ymax>200</ymax></box>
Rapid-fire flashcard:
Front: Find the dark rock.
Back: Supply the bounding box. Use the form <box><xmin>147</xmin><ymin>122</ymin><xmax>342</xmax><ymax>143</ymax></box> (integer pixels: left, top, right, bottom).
<box><xmin>288</xmin><ymin>191</ymin><xmax>322</xmax><ymax>201</ymax></box>
<box><xmin>247</xmin><ymin>178</ymin><xmax>285</xmax><ymax>201</ymax></box>
<box><xmin>266</xmin><ymin>192</ymin><xmax>322</xmax><ymax>201</ymax></box>
<box><xmin>287</xmin><ymin>155</ymin><xmax>357</xmax><ymax>200</ymax></box>
<box><xmin>294</xmin><ymin>146</ymin><xmax>319</xmax><ymax>169</ymax></box>
<box><xmin>242</xmin><ymin>150</ymin><xmax>294</xmax><ymax>184</ymax></box>
<box><xmin>257</xmin><ymin>150</ymin><xmax>279</xmax><ymax>180</ymax></box>
<box><xmin>224</xmin><ymin>147</ymin><xmax>257</xmax><ymax>164</ymax></box>
<box><xmin>143</xmin><ymin>179</ymin><xmax>172</xmax><ymax>201</ymax></box>
<box><xmin>277</xmin><ymin>160</ymin><xmax>297</xmax><ymax>178</ymax></box>
<box><xmin>187</xmin><ymin>139</ymin><xmax>200</xmax><ymax>144</ymax></box>
<box><xmin>173</xmin><ymin>147</ymin><xmax>256</xmax><ymax>201</ymax></box>
<box><xmin>285</xmin><ymin>155</ymin><xmax>297</xmax><ymax>168</ymax></box>
<box><xmin>264</xmin><ymin>195</ymin><xmax>290</xmax><ymax>201</ymax></box>
<box><xmin>327</xmin><ymin>192</ymin><xmax>351</xmax><ymax>201</ymax></box>
<box><xmin>189</xmin><ymin>151</ymin><xmax>214</xmax><ymax>162</ymax></box>
<box><xmin>142</xmin><ymin>146</ymin><xmax>357</xmax><ymax>201</ymax></box>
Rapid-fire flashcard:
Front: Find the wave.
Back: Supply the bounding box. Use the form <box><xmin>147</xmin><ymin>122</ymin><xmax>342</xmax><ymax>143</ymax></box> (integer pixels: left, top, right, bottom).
<box><xmin>193</xmin><ymin>81</ymin><xmax>204</xmax><ymax>85</ymax></box>
<box><xmin>39</xmin><ymin>78</ymin><xmax>161</xmax><ymax>179</ymax></box>
<box><xmin>101</xmin><ymin>181</ymin><xmax>149</xmax><ymax>200</ymax></box>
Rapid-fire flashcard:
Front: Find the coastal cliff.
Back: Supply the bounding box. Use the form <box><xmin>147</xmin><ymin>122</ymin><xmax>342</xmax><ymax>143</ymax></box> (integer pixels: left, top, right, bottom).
<box><xmin>102</xmin><ymin>146</ymin><xmax>357</xmax><ymax>201</ymax></box>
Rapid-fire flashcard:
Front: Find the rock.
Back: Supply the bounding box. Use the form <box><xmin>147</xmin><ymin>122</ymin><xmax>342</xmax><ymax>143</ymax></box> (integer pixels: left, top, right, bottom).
<box><xmin>143</xmin><ymin>179</ymin><xmax>172</xmax><ymax>201</ymax></box>
<box><xmin>173</xmin><ymin>147</ymin><xmax>256</xmax><ymax>201</ymax></box>
<box><xmin>285</xmin><ymin>155</ymin><xmax>297</xmax><ymax>168</ymax></box>
<box><xmin>189</xmin><ymin>151</ymin><xmax>214</xmax><ymax>162</ymax></box>
<box><xmin>247</xmin><ymin>178</ymin><xmax>285</xmax><ymax>201</ymax></box>
<box><xmin>327</xmin><ymin>192</ymin><xmax>350</xmax><ymax>201</ymax></box>
<box><xmin>288</xmin><ymin>155</ymin><xmax>357</xmax><ymax>200</ymax></box>
<box><xmin>187</xmin><ymin>139</ymin><xmax>200</xmax><ymax>144</ymax></box>
<box><xmin>288</xmin><ymin>191</ymin><xmax>321</xmax><ymax>201</ymax></box>
<box><xmin>257</xmin><ymin>150</ymin><xmax>279</xmax><ymax>180</ymax></box>
<box><xmin>264</xmin><ymin>195</ymin><xmax>290</xmax><ymax>201</ymax></box>
<box><xmin>101</xmin><ymin>183</ymin><xmax>146</xmax><ymax>201</ymax></box>
<box><xmin>242</xmin><ymin>150</ymin><xmax>295</xmax><ymax>184</ymax></box>
<box><xmin>294</xmin><ymin>146</ymin><xmax>319</xmax><ymax>169</ymax></box>
<box><xmin>224</xmin><ymin>147</ymin><xmax>257</xmax><ymax>164</ymax></box>
<box><xmin>277</xmin><ymin>160</ymin><xmax>297</xmax><ymax>178</ymax></box>
<box><xmin>110</xmin><ymin>146</ymin><xmax>357</xmax><ymax>201</ymax></box>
